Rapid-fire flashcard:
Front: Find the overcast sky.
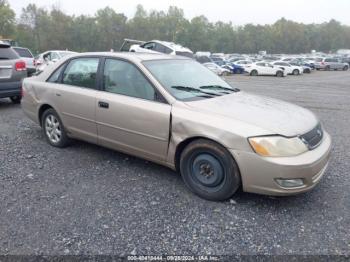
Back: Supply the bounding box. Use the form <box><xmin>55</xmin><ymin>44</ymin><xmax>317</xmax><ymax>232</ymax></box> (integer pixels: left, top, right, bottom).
<box><xmin>8</xmin><ymin>0</ymin><xmax>350</xmax><ymax>25</ymax></box>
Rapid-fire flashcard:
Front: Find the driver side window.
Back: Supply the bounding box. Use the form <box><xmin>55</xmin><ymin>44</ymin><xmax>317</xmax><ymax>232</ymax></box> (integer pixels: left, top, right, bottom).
<box><xmin>103</xmin><ymin>59</ymin><xmax>156</xmax><ymax>101</ymax></box>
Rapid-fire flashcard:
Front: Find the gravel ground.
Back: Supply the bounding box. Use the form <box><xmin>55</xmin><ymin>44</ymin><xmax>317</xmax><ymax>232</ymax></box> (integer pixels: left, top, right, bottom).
<box><xmin>0</xmin><ymin>71</ymin><xmax>349</xmax><ymax>256</ymax></box>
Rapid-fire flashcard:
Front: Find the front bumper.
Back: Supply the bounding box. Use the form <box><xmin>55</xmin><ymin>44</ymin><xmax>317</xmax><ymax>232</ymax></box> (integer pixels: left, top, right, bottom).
<box><xmin>230</xmin><ymin>131</ymin><xmax>332</xmax><ymax>196</ymax></box>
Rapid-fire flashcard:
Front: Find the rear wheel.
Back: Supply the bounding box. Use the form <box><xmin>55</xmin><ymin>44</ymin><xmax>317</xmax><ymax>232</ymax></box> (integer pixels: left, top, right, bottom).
<box><xmin>292</xmin><ymin>69</ymin><xmax>299</xmax><ymax>75</ymax></box>
<box><xmin>276</xmin><ymin>71</ymin><xmax>283</xmax><ymax>77</ymax></box>
<box><xmin>250</xmin><ymin>70</ymin><xmax>258</xmax><ymax>76</ymax></box>
<box><xmin>343</xmin><ymin>65</ymin><xmax>349</xmax><ymax>71</ymax></box>
<box><xmin>10</xmin><ymin>96</ymin><xmax>21</xmax><ymax>104</ymax></box>
<box><xmin>42</xmin><ymin>109</ymin><xmax>70</xmax><ymax>148</ymax></box>
<box><xmin>180</xmin><ymin>139</ymin><xmax>241</xmax><ymax>201</ymax></box>
<box><xmin>325</xmin><ymin>65</ymin><xmax>331</xmax><ymax>71</ymax></box>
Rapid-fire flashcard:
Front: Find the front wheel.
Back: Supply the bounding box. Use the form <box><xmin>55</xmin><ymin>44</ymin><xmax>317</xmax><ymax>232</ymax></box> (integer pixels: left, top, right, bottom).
<box><xmin>10</xmin><ymin>96</ymin><xmax>21</xmax><ymax>104</ymax></box>
<box><xmin>292</xmin><ymin>69</ymin><xmax>299</xmax><ymax>75</ymax></box>
<box><xmin>343</xmin><ymin>66</ymin><xmax>349</xmax><ymax>71</ymax></box>
<box><xmin>42</xmin><ymin>108</ymin><xmax>70</xmax><ymax>148</ymax></box>
<box><xmin>180</xmin><ymin>139</ymin><xmax>241</xmax><ymax>201</ymax></box>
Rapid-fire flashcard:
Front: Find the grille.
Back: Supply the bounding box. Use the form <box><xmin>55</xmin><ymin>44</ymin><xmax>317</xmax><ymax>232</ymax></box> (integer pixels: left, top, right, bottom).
<box><xmin>299</xmin><ymin>123</ymin><xmax>323</xmax><ymax>150</ymax></box>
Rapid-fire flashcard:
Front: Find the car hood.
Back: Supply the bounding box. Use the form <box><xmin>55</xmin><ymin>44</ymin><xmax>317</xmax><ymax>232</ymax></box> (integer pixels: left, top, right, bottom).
<box><xmin>184</xmin><ymin>91</ymin><xmax>318</xmax><ymax>137</ymax></box>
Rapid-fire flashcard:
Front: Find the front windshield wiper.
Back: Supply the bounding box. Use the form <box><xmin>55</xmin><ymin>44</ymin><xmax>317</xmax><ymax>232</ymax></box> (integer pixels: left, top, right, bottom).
<box><xmin>171</xmin><ymin>86</ymin><xmax>220</xmax><ymax>96</ymax></box>
<box><xmin>199</xmin><ymin>85</ymin><xmax>240</xmax><ymax>93</ymax></box>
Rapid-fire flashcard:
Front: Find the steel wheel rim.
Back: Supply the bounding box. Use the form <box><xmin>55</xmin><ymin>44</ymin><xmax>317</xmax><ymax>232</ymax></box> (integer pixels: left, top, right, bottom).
<box><xmin>191</xmin><ymin>153</ymin><xmax>224</xmax><ymax>188</ymax></box>
<box><xmin>45</xmin><ymin>114</ymin><xmax>61</xmax><ymax>143</ymax></box>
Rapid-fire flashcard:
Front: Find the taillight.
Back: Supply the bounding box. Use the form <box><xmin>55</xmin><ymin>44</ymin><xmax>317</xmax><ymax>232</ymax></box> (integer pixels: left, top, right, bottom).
<box><xmin>15</xmin><ymin>61</ymin><xmax>26</xmax><ymax>71</ymax></box>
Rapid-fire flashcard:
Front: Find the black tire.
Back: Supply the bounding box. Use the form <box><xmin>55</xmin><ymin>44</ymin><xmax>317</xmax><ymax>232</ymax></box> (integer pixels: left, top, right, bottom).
<box><xmin>10</xmin><ymin>96</ymin><xmax>21</xmax><ymax>104</ymax></box>
<box><xmin>343</xmin><ymin>65</ymin><xmax>349</xmax><ymax>71</ymax></box>
<box><xmin>222</xmin><ymin>71</ymin><xmax>229</xmax><ymax>76</ymax></box>
<box><xmin>41</xmin><ymin>108</ymin><xmax>70</xmax><ymax>148</ymax></box>
<box><xmin>180</xmin><ymin>139</ymin><xmax>241</xmax><ymax>201</ymax></box>
<box><xmin>250</xmin><ymin>70</ymin><xmax>258</xmax><ymax>76</ymax></box>
<box><xmin>325</xmin><ymin>65</ymin><xmax>331</xmax><ymax>71</ymax></box>
<box><xmin>316</xmin><ymin>68</ymin><xmax>320</xmax><ymax>71</ymax></box>
<box><xmin>276</xmin><ymin>71</ymin><xmax>283</xmax><ymax>77</ymax></box>
<box><xmin>292</xmin><ymin>69</ymin><xmax>299</xmax><ymax>75</ymax></box>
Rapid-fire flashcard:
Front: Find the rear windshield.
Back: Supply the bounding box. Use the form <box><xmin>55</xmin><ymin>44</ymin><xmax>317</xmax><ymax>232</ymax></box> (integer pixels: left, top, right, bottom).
<box><xmin>13</xmin><ymin>48</ymin><xmax>33</xmax><ymax>58</ymax></box>
<box><xmin>0</xmin><ymin>47</ymin><xmax>19</xmax><ymax>60</ymax></box>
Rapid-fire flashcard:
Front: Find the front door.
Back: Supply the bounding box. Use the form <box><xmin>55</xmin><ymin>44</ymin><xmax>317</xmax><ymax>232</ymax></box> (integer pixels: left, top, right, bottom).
<box><xmin>96</xmin><ymin>58</ymin><xmax>171</xmax><ymax>162</ymax></box>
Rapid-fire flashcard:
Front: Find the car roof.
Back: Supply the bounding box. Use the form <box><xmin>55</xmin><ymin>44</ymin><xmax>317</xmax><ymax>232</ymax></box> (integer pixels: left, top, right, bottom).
<box><xmin>67</xmin><ymin>52</ymin><xmax>191</xmax><ymax>62</ymax></box>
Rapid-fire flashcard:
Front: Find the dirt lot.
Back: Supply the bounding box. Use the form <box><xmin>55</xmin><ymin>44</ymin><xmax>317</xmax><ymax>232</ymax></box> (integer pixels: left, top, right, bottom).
<box><xmin>0</xmin><ymin>71</ymin><xmax>349</xmax><ymax>256</ymax></box>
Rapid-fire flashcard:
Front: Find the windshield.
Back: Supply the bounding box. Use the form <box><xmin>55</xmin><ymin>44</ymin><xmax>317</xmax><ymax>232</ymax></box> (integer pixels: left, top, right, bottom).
<box><xmin>143</xmin><ymin>59</ymin><xmax>238</xmax><ymax>101</ymax></box>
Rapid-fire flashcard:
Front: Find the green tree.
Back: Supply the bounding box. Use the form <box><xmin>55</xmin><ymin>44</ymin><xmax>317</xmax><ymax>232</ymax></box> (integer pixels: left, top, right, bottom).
<box><xmin>0</xmin><ymin>0</ymin><xmax>15</xmax><ymax>38</ymax></box>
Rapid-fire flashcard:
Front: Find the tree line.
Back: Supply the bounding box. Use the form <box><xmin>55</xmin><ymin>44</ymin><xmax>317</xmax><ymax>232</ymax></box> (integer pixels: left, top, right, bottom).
<box><xmin>1</xmin><ymin>0</ymin><xmax>349</xmax><ymax>55</ymax></box>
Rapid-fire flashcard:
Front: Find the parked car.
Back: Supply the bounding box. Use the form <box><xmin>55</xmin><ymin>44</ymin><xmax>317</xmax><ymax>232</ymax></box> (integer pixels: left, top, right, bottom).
<box><xmin>0</xmin><ymin>42</ymin><xmax>27</xmax><ymax>103</ymax></box>
<box><xmin>245</xmin><ymin>62</ymin><xmax>286</xmax><ymax>77</ymax></box>
<box><xmin>210</xmin><ymin>57</ymin><xmax>226</xmax><ymax>66</ymax></box>
<box><xmin>203</xmin><ymin>62</ymin><xmax>231</xmax><ymax>76</ymax></box>
<box><xmin>36</xmin><ymin>50</ymin><xmax>77</xmax><ymax>71</ymax></box>
<box><xmin>290</xmin><ymin>60</ymin><xmax>312</xmax><ymax>73</ymax></box>
<box><xmin>12</xmin><ymin>47</ymin><xmax>36</xmax><ymax>76</ymax></box>
<box><xmin>232</xmin><ymin>60</ymin><xmax>253</xmax><ymax>70</ymax></box>
<box><xmin>226</xmin><ymin>63</ymin><xmax>245</xmax><ymax>74</ymax></box>
<box><xmin>272</xmin><ymin>61</ymin><xmax>304</xmax><ymax>75</ymax></box>
<box><xmin>314</xmin><ymin>58</ymin><xmax>349</xmax><ymax>71</ymax></box>
<box><xmin>22</xmin><ymin>52</ymin><xmax>331</xmax><ymax>201</ymax></box>
<box><xmin>129</xmin><ymin>40</ymin><xmax>193</xmax><ymax>58</ymax></box>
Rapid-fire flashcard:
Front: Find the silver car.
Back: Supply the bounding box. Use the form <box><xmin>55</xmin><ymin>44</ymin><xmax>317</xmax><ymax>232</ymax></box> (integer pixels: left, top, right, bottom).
<box><xmin>315</xmin><ymin>57</ymin><xmax>349</xmax><ymax>71</ymax></box>
<box><xmin>0</xmin><ymin>42</ymin><xmax>27</xmax><ymax>103</ymax></box>
<box><xmin>22</xmin><ymin>52</ymin><xmax>331</xmax><ymax>201</ymax></box>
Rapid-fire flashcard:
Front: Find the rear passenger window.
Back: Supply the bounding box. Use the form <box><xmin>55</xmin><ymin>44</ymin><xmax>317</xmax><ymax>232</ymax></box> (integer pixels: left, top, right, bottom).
<box><xmin>103</xmin><ymin>59</ymin><xmax>156</xmax><ymax>101</ymax></box>
<box><xmin>62</xmin><ymin>58</ymin><xmax>99</xmax><ymax>89</ymax></box>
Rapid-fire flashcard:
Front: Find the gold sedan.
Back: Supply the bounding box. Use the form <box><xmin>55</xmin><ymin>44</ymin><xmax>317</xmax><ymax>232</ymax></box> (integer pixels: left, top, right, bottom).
<box><xmin>22</xmin><ymin>52</ymin><xmax>331</xmax><ymax>201</ymax></box>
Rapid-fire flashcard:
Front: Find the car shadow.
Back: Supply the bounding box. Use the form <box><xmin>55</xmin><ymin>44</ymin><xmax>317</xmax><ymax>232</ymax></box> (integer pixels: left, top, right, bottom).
<box><xmin>0</xmin><ymin>98</ymin><xmax>18</xmax><ymax>109</ymax></box>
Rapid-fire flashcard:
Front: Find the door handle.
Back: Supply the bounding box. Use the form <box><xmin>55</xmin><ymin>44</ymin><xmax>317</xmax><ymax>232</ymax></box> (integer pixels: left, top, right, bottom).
<box><xmin>55</xmin><ymin>93</ymin><xmax>61</xmax><ymax>97</ymax></box>
<box><xmin>98</xmin><ymin>101</ymin><xmax>109</xmax><ymax>109</ymax></box>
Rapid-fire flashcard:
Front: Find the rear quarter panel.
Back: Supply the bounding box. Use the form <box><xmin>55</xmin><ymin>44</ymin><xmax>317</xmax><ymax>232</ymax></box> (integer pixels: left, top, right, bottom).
<box><xmin>22</xmin><ymin>77</ymin><xmax>60</xmax><ymax>125</ymax></box>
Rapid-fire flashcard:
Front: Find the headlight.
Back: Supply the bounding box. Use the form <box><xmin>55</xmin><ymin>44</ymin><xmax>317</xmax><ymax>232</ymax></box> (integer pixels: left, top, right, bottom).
<box><xmin>248</xmin><ymin>136</ymin><xmax>308</xmax><ymax>157</ymax></box>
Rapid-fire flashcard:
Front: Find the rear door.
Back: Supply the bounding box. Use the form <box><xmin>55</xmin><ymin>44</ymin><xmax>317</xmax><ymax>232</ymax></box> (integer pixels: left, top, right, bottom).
<box><xmin>96</xmin><ymin>58</ymin><xmax>171</xmax><ymax>162</ymax></box>
<box><xmin>52</xmin><ymin>57</ymin><xmax>100</xmax><ymax>144</ymax></box>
